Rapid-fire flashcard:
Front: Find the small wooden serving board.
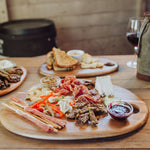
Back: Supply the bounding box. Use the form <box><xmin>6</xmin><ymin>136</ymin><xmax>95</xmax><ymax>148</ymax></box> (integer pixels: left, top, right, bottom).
<box><xmin>0</xmin><ymin>85</ymin><xmax>148</xmax><ymax>140</ymax></box>
<box><xmin>0</xmin><ymin>67</ymin><xmax>27</xmax><ymax>96</ymax></box>
<box><xmin>39</xmin><ymin>58</ymin><xmax>119</xmax><ymax>77</ymax></box>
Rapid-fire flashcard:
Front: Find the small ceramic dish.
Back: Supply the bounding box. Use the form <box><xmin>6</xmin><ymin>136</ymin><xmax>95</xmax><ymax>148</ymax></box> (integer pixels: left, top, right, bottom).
<box><xmin>107</xmin><ymin>101</ymin><xmax>133</xmax><ymax>120</ymax></box>
<box><xmin>67</xmin><ymin>50</ymin><xmax>84</xmax><ymax>61</ymax></box>
<box><xmin>40</xmin><ymin>75</ymin><xmax>61</xmax><ymax>89</ymax></box>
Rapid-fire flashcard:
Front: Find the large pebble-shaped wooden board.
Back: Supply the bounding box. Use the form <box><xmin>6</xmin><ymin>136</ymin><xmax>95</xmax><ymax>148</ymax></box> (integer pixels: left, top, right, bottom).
<box><xmin>0</xmin><ymin>85</ymin><xmax>148</xmax><ymax>140</ymax></box>
<box><xmin>39</xmin><ymin>58</ymin><xmax>119</xmax><ymax>77</ymax></box>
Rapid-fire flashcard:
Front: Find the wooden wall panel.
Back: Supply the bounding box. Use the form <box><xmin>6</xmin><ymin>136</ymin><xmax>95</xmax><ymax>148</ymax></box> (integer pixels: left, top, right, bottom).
<box><xmin>0</xmin><ymin>0</ymin><xmax>8</xmax><ymax>23</ymax></box>
<box><xmin>5</xmin><ymin>0</ymin><xmax>145</xmax><ymax>55</ymax></box>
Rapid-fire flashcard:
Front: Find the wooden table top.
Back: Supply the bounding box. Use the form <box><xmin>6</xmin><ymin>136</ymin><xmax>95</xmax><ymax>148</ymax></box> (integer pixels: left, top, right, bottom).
<box><xmin>0</xmin><ymin>55</ymin><xmax>150</xmax><ymax>149</ymax></box>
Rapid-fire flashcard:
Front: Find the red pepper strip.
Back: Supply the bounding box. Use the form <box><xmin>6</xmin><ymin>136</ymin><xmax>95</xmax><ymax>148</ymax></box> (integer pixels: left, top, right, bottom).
<box><xmin>43</xmin><ymin>92</ymin><xmax>53</xmax><ymax>100</ymax></box>
<box><xmin>52</xmin><ymin>106</ymin><xmax>63</xmax><ymax>118</ymax></box>
<box><xmin>38</xmin><ymin>101</ymin><xmax>46</xmax><ymax>107</ymax></box>
<box><xmin>47</xmin><ymin>102</ymin><xmax>63</xmax><ymax>118</ymax></box>
<box><xmin>69</xmin><ymin>100</ymin><xmax>76</xmax><ymax>106</ymax></box>
<box><xmin>30</xmin><ymin>92</ymin><xmax>60</xmax><ymax>109</ymax></box>
<box><xmin>41</xmin><ymin>92</ymin><xmax>60</xmax><ymax>102</ymax></box>
<box><xmin>29</xmin><ymin>100</ymin><xmax>43</xmax><ymax>108</ymax></box>
<box><xmin>29</xmin><ymin>93</ymin><xmax>51</xmax><ymax>109</ymax></box>
<box><xmin>52</xmin><ymin>94</ymin><xmax>59</xmax><ymax>97</ymax></box>
<box><xmin>37</xmin><ymin>107</ymin><xmax>44</xmax><ymax>112</ymax></box>
<box><xmin>40</xmin><ymin>95</ymin><xmax>46</xmax><ymax>99</ymax></box>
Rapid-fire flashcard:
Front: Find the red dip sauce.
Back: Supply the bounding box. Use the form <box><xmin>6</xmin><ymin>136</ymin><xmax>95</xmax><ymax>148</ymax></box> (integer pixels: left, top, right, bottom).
<box><xmin>108</xmin><ymin>103</ymin><xmax>133</xmax><ymax>120</ymax></box>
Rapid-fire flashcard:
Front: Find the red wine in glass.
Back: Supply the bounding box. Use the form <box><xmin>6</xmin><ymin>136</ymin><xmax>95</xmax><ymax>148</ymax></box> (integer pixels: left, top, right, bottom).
<box><xmin>127</xmin><ymin>32</ymin><xmax>139</xmax><ymax>47</ymax></box>
<box><xmin>126</xmin><ymin>17</ymin><xmax>143</xmax><ymax>68</ymax></box>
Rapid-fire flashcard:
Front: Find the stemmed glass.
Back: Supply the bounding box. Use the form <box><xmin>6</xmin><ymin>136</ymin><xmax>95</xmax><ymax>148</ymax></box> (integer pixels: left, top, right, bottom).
<box><xmin>126</xmin><ymin>17</ymin><xmax>144</xmax><ymax>68</ymax></box>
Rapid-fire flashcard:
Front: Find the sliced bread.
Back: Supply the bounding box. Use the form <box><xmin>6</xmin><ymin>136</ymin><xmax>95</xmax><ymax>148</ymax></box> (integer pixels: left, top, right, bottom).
<box><xmin>46</xmin><ymin>51</ymin><xmax>53</xmax><ymax>70</ymax></box>
<box><xmin>53</xmin><ymin>47</ymin><xmax>78</xmax><ymax>68</ymax></box>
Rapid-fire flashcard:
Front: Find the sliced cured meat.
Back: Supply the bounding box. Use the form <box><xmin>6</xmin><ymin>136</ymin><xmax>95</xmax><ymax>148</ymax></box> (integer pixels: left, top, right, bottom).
<box><xmin>52</xmin><ymin>87</ymin><xmax>60</xmax><ymax>93</ymax></box>
<box><xmin>83</xmin><ymin>94</ymin><xmax>99</xmax><ymax>103</ymax></box>
<box><xmin>76</xmin><ymin>95</ymin><xmax>90</xmax><ymax>104</ymax></box>
<box><xmin>11</xmin><ymin>96</ymin><xmax>29</xmax><ymax>106</ymax></box>
<box><xmin>61</xmin><ymin>81</ymin><xmax>73</xmax><ymax>92</ymax></box>
<box><xmin>3</xmin><ymin>103</ymin><xmax>56</xmax><ymax>133</ymax></box>
<box><xmin>64</xmin><ymin>75</ymin><xmax>76</xmax><ymax>83</ymax></box>
<box><xmin>55</xmin><ymin>75</ymin><xmax>81</xmax><ymax>96</ymax></box>
<box><xmin>76</xmin><ymin>94</ymin><xmax>100</xmax><ymax>104</ymax></box>
<box><xmin>73</xmin><ymin>79</ymin><xmax>81</xmax><ymax>85</ymax></box>
<box><xmin>73</xmin><ymin>85</ymin><xmax>89</xmax><ymax>98</ymax></box>
<box><xmin>59</xmin><ymin>89</ymin><xmax>70</xmax><ymax>95</ymax></box>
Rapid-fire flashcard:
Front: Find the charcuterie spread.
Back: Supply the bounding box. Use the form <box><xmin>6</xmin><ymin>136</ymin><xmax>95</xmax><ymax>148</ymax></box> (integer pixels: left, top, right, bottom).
<box><xmin>0</xmin><ymin>74</ymin><xmax>149</xmax><ymax>140</ymax></box>
<box><xmin>1</xmin><ymin>75</ymin><xmax>135</xmax><ymax>133</ymax></box>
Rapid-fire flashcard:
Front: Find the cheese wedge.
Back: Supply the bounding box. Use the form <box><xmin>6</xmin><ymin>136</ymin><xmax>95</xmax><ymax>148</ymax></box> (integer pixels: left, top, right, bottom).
<box><xmin>95</xmin><ymin>76</ymin><xmax>114</xmax><ymax>96</ymax></box>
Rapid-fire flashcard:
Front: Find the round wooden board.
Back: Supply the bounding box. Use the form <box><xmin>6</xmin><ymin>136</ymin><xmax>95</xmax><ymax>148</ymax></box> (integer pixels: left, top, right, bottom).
<box><xmin>39</xmin><ymin>58</ymin><xmax>119</xmax><ymax>77</ymax></box>
<box><xmin>0</xmin><ymin>85</ymin><xmax>148</xmax><ymax>140</ymax></box>
<box><xmin>0</xmin><ymin>67</ymin><xmax>27</xmax><ymax>96</ymax></box>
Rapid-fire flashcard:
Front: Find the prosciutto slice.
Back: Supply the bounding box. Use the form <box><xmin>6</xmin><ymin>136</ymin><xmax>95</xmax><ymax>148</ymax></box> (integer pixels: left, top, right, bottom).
<box><xmin>25</xmin><ymin>107</ymin><xmax>66</xmax><ymax>128</ymax></box>
<box><xmin>11</xmin><ymin>95</ymin><xmax>29</xmax><ymax>106</ymax></box>
<box><xmin>73</xmin><ymin>85</ymin><xmax>89</xmax><ymax>98</ymax></box>
<box><xmin>3</xmin><ymin>103</ymin><xmax>56</xmax><ymax>133</ymax></box>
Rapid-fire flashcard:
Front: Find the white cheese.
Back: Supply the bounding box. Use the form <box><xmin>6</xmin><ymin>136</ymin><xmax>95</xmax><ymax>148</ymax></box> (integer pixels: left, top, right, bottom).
<box><xmin>0</xmin><ymin>60</ymin><xmax>16</xmax><ymax>69</ymax></box>
<box><xmin>95</xmin><ymin>76</ymin><xmax>114</xmax><ymax>96</ymax></box>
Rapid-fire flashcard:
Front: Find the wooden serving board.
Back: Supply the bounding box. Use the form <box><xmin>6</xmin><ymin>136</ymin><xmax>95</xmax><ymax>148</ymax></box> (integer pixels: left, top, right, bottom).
<box><xmin>0</xmin><ymin>85</ymin><xmax>148</xmax><ymax>140</ymax></box>
<box><xmin>0</xmin><ymin>67</ymin><xmax>27</xmax><ymax>96</ymax></box>
<box><xmin>39</xmin><ymin>58</ymin><xmax>119</xmax><ymax>77</ymax></box>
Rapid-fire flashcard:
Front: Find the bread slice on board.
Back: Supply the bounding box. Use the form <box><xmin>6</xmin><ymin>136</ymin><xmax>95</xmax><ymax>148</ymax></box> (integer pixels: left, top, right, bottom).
<box><xmin>46</xmin><ymin>51</ymin><xmax>53</xmax><ymax>70</ymax></box>
<box><xmin>53</xmin><ymin>47</ymin><xmax>78</xmax><ymax>68</ymax></box>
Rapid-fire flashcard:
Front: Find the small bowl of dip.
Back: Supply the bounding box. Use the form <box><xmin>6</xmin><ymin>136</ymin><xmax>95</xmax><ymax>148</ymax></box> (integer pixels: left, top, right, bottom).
<box><xmin>107</xmin><ymin>101</ymin><xmax>133</xmax><ymax>121</ymax></box>
<box><xmin>40</xmin><ymin>75</ymin><xmax>60</xmax><ymax>89</ymax></box>
<box><xmin>67</xmin><ymin>50</ymin><xmax>84</xmax><ymax>61</ymax></box>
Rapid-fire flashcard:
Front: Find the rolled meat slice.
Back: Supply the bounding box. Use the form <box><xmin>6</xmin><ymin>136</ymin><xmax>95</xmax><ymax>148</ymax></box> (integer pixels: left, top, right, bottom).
<box><xmin>2</xmin><ymin>103</ymin><xmax>57</xmax><ymax>133</ymax></box>
<box><xmin>11</xmin><ymin>95</ymin><xmax>28</xmax><ymax>106</ymax></box>
<box><xmin>25</xmin><ymin>107</ymin><xmax>66</xmax><ymax>128</ymax></box>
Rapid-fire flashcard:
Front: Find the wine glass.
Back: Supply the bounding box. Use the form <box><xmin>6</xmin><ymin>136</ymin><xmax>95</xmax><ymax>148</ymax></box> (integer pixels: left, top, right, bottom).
<box><xmin>126</xmin><ymin>17</ymin><xmax>144</xmax><ymax>68</ymax></box>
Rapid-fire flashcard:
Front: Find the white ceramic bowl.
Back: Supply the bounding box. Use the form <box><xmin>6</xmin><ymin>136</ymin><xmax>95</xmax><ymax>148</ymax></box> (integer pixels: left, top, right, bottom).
<box><xmin>67</xmin><ymin>50</ymin><xmax>84</xmax><ymax>61</ymax></box>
